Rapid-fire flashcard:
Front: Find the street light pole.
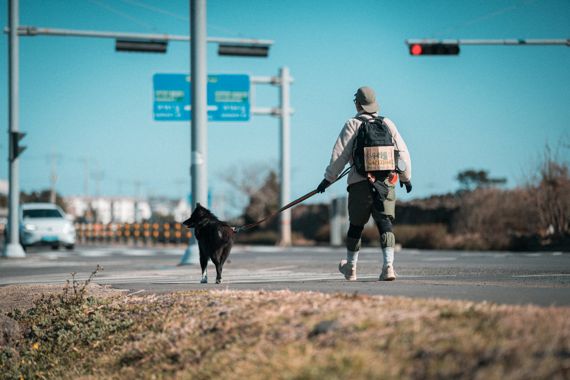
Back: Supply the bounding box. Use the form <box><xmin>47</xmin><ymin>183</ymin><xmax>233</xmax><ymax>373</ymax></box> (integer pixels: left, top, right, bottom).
<box><xmin>3</xmin><ymin>0</ymin><xmax>25</xmax><ymax>258</ymax></box>
<box><xmin>181</xmin><ymin>0</ymin><xmax>207</xmax><ymax>265</ymax></box>
<box><xmin>279</xmin><ymin>67</ymin><xmax>292</xmax><ymax>246</ymax></box>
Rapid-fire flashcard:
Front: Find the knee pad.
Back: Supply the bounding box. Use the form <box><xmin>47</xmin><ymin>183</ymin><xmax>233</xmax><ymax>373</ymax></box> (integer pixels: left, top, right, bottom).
<box><xmin>381</xmin><ymin>231</ymin><xmax>395</xmax><ymax>248</ymax></box>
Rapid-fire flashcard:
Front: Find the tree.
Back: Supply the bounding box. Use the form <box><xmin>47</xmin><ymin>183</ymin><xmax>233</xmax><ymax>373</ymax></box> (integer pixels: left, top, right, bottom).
<box><xmin>220</xmin><ymin>162</ymin><xmax>278</xmax><ymax>222</ymax></box>
<box><xmin>20</xmin><ymin>190</ymin><xmax>68</xmax><ymax>211</ymax></box>
<box><xmin>456</xmin><ymin>169</ymin><xmax>507</xmax><ymax>192</ymax></box>
<box><xmin>533</xmin><ymin>146</ymin><xmax>570</xmax><ymax>237</ymax></box>
<box><xmin>243</xmin><ymin>171</ymin><xmax>280</xmax><ymax>225</ymax></box>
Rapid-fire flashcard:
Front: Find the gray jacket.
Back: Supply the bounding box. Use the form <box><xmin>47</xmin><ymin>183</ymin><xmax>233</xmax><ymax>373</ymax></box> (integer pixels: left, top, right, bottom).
<box><xmin>324</xmin><ymin>112</ymin><xmax>412</xmax><ymax>185</ymax></box>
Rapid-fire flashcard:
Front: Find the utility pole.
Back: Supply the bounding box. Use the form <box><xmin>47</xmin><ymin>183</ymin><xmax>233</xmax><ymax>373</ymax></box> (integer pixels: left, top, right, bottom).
<box><xmin>49</xmin><ymin>152</ymin><xmax>61</xmax><ymax>204</ymax></box>
<box><xmin>250</xmin><ymin>71</ymin><xmax>295</xmax><ymax>246</ymax></box>
<box><xmin>80</xmin><ymin>157</ymin><xmax>90</xmax><ymax>197</ymax></box>
<box><xmin>91</xmin><ymin>170</ymin><xmax>104</xmax><ymax>197</ymax></box>
<box><xmin>2</xmin><ymin>0</ymin><xmax>25</xmax><ymax>258</ymax></box>
<box><xmin>133</xmin><ymin>179</ymin><xmax>142</xmax><ymax>223</ymax></box>
<box><xmin>181</xmin><ymin>0</ymin><xmax>207</xmax><ymax>265</ymax></box>
<box><xmin>279</xmin><ymin>67</ymin><xmax>292</xmax><ymax>246</ymax></box>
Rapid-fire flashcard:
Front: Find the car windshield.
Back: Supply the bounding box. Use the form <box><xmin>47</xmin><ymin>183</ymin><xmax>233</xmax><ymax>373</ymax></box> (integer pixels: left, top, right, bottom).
<box><xmin>23</xmin><ymin>209</ymin><xmax>63</xmax><ymax>218</ymax></box>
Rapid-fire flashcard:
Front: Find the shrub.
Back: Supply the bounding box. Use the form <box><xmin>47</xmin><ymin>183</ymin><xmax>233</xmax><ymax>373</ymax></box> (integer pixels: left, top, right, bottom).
<box><xmin>533</xmin><ymin>156</ymin><xmax>570</xmax><ymax>237</ymax></box>
<box><xmin>394</xmin><ymin>224</ymin><xmax>449</xmax><ymax>249</ymax></box>
<box><xmin>235</xmin><ymin>230</ymin><xmax>279</xmax><ymax>245</ymax></box>
<box><xmin>1</xmin><ymin>267</ymin><xmax>135</xmax><ymax>379</ymax></box>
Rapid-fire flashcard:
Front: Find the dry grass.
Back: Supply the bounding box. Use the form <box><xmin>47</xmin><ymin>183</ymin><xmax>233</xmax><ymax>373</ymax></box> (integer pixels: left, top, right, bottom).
<box><xmin>1</xmin><ymin>286</ymin><xmax>569</xmax><ymax>380</ymax></box>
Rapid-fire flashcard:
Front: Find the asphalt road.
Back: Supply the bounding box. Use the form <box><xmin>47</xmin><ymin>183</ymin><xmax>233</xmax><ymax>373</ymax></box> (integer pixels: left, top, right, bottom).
<box><xmin>1</xmin><ymin>245</ymin><xmax>569</xmax><ymax>307</ymax></box>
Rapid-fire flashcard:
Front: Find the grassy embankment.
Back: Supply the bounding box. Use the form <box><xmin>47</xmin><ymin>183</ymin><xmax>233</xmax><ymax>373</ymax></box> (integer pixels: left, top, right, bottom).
<box><xmin>1</xmin><ymin>279</ymin><xmax>569</xmax><ymax>379</ymax></box>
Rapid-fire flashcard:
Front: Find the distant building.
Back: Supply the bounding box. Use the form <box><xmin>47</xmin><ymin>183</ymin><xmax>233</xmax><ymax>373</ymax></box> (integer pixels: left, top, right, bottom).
<box><xmin>65</xmin><ymin>195</ymin><xmax>191</xmax><ymax>224</ymax></box>
<box><xmin>66</xmin><ymin>196</ymin><xmax>151</xmax><ymax>224</ymax></box>
<box><xmin>0</xmin><ymin>180</ymin><xmax>7</xmax><ymax>196</ymax></box>
<box><xmin>148</xmin><ymin>197</ymin><xmax>192</xmax><ymax>222</ymax></box>
<box><xmin>173</xmin><ymin>198</ymin><xmax>192</xmax><ymax>222</ymax></box>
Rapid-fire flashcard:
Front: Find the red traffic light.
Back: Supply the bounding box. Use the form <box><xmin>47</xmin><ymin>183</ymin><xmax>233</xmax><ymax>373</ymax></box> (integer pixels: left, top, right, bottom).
<box><xmin>410</xmin><ymin>44</ymin><xmax>423</xmax><ymax>55</ymax></box>
<box><xmin>408</xmin><ymin>43</ymin><xmax>460</xmax><ymax>56</ymax></box>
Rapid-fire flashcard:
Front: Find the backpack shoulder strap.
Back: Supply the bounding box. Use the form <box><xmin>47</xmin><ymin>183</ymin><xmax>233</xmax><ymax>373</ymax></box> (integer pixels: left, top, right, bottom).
<box><xmin>355</xmin><ymin>113</ymin><xmax>377</xmax><ymax>123</ymax></box>
<box><xmin>375</xmin><ymin>115</ymin><xmax>385</xmax><ymax>123</ymax></box>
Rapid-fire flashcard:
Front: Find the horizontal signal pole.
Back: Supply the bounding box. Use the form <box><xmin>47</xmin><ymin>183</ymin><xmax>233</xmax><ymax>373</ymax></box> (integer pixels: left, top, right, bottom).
<box><xmin>6</xmin><ymin>26</ymin><xmax>274</xmax><ymax>46</ymax></box>
<box><xmin>406</xmin><ymin>38</ymin><xmax>569</xmax><ymax>46</ymax></box>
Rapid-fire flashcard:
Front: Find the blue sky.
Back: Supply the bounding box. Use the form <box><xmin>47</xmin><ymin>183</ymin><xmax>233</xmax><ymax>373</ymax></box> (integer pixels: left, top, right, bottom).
<box><xmin>1</xmin><ymin>0</ymin><xmax>569</xmax><ymax>216</ymax></box>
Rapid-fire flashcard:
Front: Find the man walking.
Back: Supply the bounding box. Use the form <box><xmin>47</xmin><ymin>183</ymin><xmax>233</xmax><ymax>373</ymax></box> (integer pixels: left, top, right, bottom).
<box><xmin>317</xmin><ymin>86</ymin><xmax>412</xmax><ymax>281</ymax></box>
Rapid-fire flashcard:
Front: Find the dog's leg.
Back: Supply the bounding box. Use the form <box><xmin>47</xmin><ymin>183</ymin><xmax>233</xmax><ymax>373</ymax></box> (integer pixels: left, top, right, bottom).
<box><xmin>211</xmin><ymin>254</ymin><xmax>223</xmax><ymax>284</ymax></box>
<box><xmin>199</xmin><ymin>250</ymin><xmax>208</xmax><ymax>284</ymax></box>
<box><xmin>215</xmin><ymin>262</ymin><xmax>223</xmax><ymax>284</ymax></box>
<box><xmin>214</xmin><ymin>245</ymin><xmax>232</xmax><ymax>284</ymax></box>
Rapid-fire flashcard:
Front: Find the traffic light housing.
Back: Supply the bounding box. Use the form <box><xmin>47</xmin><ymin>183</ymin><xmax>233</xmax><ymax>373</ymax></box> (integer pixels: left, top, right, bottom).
<box><xmin>218</xmin><ymin>44</ymin><xmax>270</xmax><ymax>57</ymax></box>
<box><xmin>116</xmin><ymin>39</ymin><xmax>168</xmax><ymax>53</ymax></box>
<box><xmin>9</xmin><ymin>131</ymin><xmax>26</xmax><ymax>161</ymax></box>
<box><xmin>409</xmin><ymin>43</ymin><xmax>460</xmax><ymax>56</ymax></box>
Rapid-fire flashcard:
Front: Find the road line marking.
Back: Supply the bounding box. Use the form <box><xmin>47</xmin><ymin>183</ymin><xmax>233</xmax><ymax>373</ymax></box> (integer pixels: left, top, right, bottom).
<box><xmin>422</xmin><ymin>257</ymin><xmax>457</xmax><ymax>262</ymax></box>
<box><xmin>263</xmin><ymin>266</ymin><xmax>297</xmax><ymax>271</ymax></box>
<box><xmin>512</xmin><ymin>274</ymin><xmax>570</xmax><ymax>278</ymax></box>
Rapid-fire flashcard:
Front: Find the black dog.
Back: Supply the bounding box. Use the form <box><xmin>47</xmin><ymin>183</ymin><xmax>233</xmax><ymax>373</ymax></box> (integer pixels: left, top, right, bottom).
<box><xmin>182</xmin><ymin>203</ymin><xmax>234</xmax><ymax>284</ymax></box>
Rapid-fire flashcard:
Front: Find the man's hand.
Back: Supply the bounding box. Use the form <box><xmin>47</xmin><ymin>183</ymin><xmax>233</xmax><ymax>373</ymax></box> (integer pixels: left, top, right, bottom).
<box><xmin>316</xmin><ymin>179</ymin><xmax>331</xmax><ymax>193</ymax></box>
<box><xmin>400</xmin><ymin>181</ymin><xmax>412</xmax><ymax>193</ymax></box>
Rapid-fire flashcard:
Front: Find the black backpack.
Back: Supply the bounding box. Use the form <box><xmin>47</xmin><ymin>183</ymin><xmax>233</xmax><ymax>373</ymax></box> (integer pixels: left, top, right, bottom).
<box><xmin>352</xmin><ymin>115</ymin><xmax>395</xmax><ymax>178</ymax></box>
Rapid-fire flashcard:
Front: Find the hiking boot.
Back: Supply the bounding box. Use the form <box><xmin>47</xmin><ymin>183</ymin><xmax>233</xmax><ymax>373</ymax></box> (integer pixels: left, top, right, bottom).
<box><xmin>379</xmin><ymin>265</ymin><xmax>396</xmax><ymax>281</ymax></box>
<box><xmin>338</xmin><ymin>259</ymin><xmax>357</xmax><ymax>281</ymax></box>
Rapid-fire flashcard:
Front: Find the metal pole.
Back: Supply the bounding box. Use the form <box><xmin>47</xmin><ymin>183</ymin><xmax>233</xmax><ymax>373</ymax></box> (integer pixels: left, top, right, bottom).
<box><xmin>3</xmin><ymin>0</ymin><xmax>25</xmax><ymax>258</ymax></box>
<box><xmin>10</xmin><ymin>26</ymin><xmax>274</xmax><ymax>46</ymax></box>
<box><xmin>405</xmin><ymin>38</ymin><xmax>569</xmax><ymax>46</ymax></box>
<box><xmin>49</xmin><ymin>152</ymin><xmax>59</xmax><ymax>204</ymax></box>
<box><xmin>181</xmin><ymin>0</ymin><xmax>207</xmax><ymax>265</ymax></box>
<box><xmin>279</xmin><ymin>67</ymin><xmax>291</xmax><ymax>246</ymax></box>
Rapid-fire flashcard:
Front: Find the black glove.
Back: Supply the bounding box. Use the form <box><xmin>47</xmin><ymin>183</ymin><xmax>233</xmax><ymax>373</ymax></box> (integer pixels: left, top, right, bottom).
<box><xmin>400</xmin><ymin>181</ymin><xmax>412</xmax><ymax>193</ymax></box>
<box><xmin>316</xmin><ymin>179</ymin><xmax>331</xmax><ymax>193</ymax></box>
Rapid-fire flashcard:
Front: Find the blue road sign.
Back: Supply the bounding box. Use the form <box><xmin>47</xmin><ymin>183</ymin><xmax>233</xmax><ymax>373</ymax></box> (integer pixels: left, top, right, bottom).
<box><xmin>153</xmin><ymin>74</ymin><xmax>250</xmax><ymax>122</ymax></box>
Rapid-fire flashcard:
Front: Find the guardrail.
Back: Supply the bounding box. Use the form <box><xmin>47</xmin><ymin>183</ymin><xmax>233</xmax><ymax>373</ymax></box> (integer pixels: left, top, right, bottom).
<box><xmin>74</xmin><ymin>222</ymin><xmax>191</xmax><ymax>246</ymax></box>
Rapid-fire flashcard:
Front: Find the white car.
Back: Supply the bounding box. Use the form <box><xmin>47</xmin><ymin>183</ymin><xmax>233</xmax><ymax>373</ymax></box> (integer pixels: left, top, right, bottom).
<box><xmin>20</xmin><ymin>203</ymin><xmax>76</xmax><ymax>250</ymax></box>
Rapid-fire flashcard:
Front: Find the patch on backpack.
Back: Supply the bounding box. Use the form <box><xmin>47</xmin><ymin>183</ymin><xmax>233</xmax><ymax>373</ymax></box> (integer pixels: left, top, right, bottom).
<box><xmin>364</xmin><ymin>146</ymin><xmax>395</xmax><ymax>171</ymax></box>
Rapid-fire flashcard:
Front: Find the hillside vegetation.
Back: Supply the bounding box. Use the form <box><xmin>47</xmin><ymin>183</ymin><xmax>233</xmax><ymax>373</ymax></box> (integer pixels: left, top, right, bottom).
<box><xmin>1</xmin><ymin>284</ymin><xmax>569</xmax><ymax>379</ymax></box>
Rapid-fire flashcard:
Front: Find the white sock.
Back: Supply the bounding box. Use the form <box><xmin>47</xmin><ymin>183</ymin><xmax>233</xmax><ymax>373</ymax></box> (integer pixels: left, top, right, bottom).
<box><xmin>347</xmin><ymin>249</ymin><xmax>359</xmax><ymax>265</ymax></box>
<box><xmin>382</xmin><ymin>247</ymin><xmax>394</xmax><ymax>268</ymax></box>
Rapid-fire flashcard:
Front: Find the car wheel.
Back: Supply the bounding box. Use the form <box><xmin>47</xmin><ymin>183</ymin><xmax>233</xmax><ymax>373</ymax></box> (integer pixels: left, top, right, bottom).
<box><xmin>65</xmin><ymin>244</ymin><xmax>74</xmax><ymax>251</ymax></box>
<box><xmin>51</xmin><ymin>244</ymin><xmax>60</xmax><ymax>250</ymax></box>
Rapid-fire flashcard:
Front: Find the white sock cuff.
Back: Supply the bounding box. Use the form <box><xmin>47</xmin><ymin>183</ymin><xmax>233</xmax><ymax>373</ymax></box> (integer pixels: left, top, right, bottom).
<box><xmin>382</xmin><ymin>247</ymin><xmax>394</xmax><ymax>267</ymax></box>
<box><xmin>347</xmin><ymin>249</ymin><xmax>359</xmax><ymax>265</ymax></box>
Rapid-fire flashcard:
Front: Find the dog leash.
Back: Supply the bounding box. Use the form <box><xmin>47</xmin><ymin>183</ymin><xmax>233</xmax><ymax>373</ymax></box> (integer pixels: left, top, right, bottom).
<box><xmin>232</xmin><ymin>166</ymin><xmax>353</xmax><ymax>233</ymax></box>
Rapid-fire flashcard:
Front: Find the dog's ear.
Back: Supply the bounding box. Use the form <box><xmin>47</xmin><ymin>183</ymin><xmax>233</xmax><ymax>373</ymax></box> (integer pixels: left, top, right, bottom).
<box><xmin>196</xmin><ymin>202</ymin><xmax>202</xmax><ymax>209</ymax></box>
